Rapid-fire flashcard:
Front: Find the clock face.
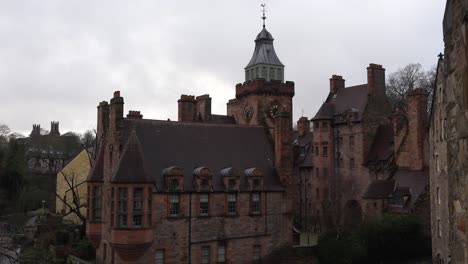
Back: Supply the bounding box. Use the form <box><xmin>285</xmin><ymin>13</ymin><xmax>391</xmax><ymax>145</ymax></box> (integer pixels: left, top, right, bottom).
<box><xmin>244</xmin><ymin>106</ymin><xmax>253</xmax><ymax>120</ymax></box>
<box><xmin>269</xmin><ymin>104</ymin><xmax>279</xmax><ymax>118</ymax></box>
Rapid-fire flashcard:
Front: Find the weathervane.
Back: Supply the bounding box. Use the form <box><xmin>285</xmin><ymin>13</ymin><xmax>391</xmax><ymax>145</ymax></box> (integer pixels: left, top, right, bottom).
<box><xmin>261</xmin><ymin>3</ymin><xmax>267</xmax><ymax>28</ymax></box>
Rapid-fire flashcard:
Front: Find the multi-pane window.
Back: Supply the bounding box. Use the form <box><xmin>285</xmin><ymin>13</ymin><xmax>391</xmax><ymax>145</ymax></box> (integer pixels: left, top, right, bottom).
<box><xmin>155</xmin><ymin>250</ymin><xmax>165</xmax><ymax>264</ymax></box>
<box><xmin>201</xmin><ymin>179</ymin><xmax>209</xmax><ymax>190</ymax></box>
<box><xmin>349</xmin><ymin>136</ymin><xmax>355</xmax><ymax>148</ymax></box>
<box><xmin>322</xmin><ymin>121</ymin><xmax>328</xmax><ymax>131</ymax></box>
<box><xmin>315</xmin><ymin>146</ymin><xmax>319</xmax><ymax>156</ymax></box>
<box><xmin>148</xmin><ymin>187</ymin><xmax>152</xmax><ymax>226</ymax></box>
<box><xmin>253</xmin><ymin>179</ymin><xmax>261</xmax><ymax>190</ymax></box>
<box><xmin>253</xmin><ymin>245</ymin><xmax>261</xmax><ymax>263</ymax></box>
<box><xmin>228</xmin><ymin>179</ymin><xmax>236</xmax><ymax>190</ymax></box>
<box><xmin>199</xmin><ymin>193</ymin><xmax>209</xmax><ymax>216</ymax></box>
<box><xmin>251</xmin><ymin>192</ymin><xmax>260</xmax><ymax>215</ymax></box>
<box><xmin>133</xmin><ymin>188</ymin><xmax>143</xmax><ymax>227</ymax></box>
<box><xmin>218</xmin><ymin>244</ymin><xmax>226</xmax><ymax>263</ymax></box>
<box><xmin>322</xmin><ymin>146</ymin><xmax>328</xmax><ymax>157</ymax></box>
<box><xmin>171</xmin><ymin>179</ymin><xmax>179</xmax><ymax>191</ymax></box>
<box><xmin>202</xmin><ymin>246</ymin><xmax>210</xmax><ymax>264</ymax></box>
<box><xmin>227</xmin><ymin>193</ymin><xmax>237</xmax><ymax>215</ymax></box>
<box><xmin>118</xmin><ymin>188</ymin><xmax>128</xmax><ymax>227</ymax></box>
<box><xmin>92</xmin><ymin>186</ymin><xmax>101</xmax><ymax>222</ymax></box>
<box><xmin>169</xmin><ymin>194</ymin><xmax>180</xmax><ymax>217</ymax></box>
<box><xmin>350</xmin><ymin>158</ymin><xmax>355</xmax><ymax>168</ymax></box>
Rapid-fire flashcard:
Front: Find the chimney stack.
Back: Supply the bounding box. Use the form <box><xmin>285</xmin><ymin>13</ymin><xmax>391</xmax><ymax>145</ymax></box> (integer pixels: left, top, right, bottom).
<box><xmin>126</xmin><ymin>111</ymin><xmax>143</xmax><ymax>119</ymax></box>
<box><xmin>367</xmin><ymin>63</ymin><xmax>386</xmax><ymax>97</ymax></box>
<box><xmin>97</xmin><ymin>101</ymin><xmax>110</xmax><ymax>140</ymax></box>
<box><xmin>196</xmin><ymin>94</ymin><xmax>212</xmax><ymax>122</ymax></box>
<box><xmin>406</xmin><ymin>88</ymin><xmax>428</xmax><ymax>170</ymax></box>
<box><xmin>297</xmin><ymin>116</ymin><xmax>310</xmax><ymax>137</ymax></box>
<box><xmin>109</xmin><ymin>91</ymin><xmax>124</xmax><ymax>146</ymax></box>
<box><xmin>330</xmin><ymin>75</ymin><xmax>345</xmax><ymax>94</ymax></box>
<box><xmin>178</xmin><ymin>95</ymin><xmax>197</xmax><ymax>122</ymax></box>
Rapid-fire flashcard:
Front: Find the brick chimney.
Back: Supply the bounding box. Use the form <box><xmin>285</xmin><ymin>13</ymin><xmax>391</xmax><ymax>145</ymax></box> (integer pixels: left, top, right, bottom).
<box><xmin>275</xmin><ymin>109</ymin><xmax>293</xmax><ymax>184</ymax></box>
<box><xmin>126</xmin><ymin>110</ymin><xmax>143</xmax><ymax>119</ymax></box>
<box><xmin>297</xmin><ymin>116</ymin><xmax>310</xmax><ymax>137</ymax></box>
<box><xmin>330</xmin><ymin>75</ymin><xmax>345</xmax><ymax>94</ymax></box>
<box><xmin>406</xmin><ymin>88</ymin><xmax>428</xmax><ymax>170</ymax></box>
<box><xmin>97</xmin><ymin>101</ymin><xmax>110</xmax><ymax>140</ymax></box>
<box><xmin>178</xmin><ymin>95</ymin><xmax>197</xmax><ymax>122</ymax></box>
<box><xmin>109</xmin><ymin>91</ymin><xmax>124</xmax><ymax>146</ymax></box>
<box><xmin>367</xmin><ymin>63</ymin><xmax>386</xmax><ymax>97</ymax></box>
<box><xmin>196</xmin><ymin>94</ymin><xmax>212</xmax><ymax>122</ymax></box>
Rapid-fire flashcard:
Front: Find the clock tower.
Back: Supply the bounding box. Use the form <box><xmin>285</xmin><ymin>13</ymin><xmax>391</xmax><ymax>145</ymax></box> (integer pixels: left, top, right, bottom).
<box><xmin>227</xmin><ymin>14</ymin><xmax>294</xmax><ymax>131</ymax></box>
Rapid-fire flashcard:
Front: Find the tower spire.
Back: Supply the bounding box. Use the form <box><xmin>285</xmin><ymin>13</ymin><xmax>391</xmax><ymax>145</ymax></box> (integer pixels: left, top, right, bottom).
<box><xmin>261</xmin><ymin>4</ymin><xmax>267</xmax><ymax>28</ymax></box>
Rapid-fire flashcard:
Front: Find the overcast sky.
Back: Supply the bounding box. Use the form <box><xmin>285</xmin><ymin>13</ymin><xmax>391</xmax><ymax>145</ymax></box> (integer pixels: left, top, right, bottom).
<box><xmin>1</xmin><ymin>0</ymin><xmax>446</xmax><ymax>135</ymax></box>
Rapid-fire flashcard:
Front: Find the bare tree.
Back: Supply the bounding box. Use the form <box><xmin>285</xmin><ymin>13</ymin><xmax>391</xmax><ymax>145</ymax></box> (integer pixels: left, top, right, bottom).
<box><xmin>55</xmin><ymin>171</ymin><xmax>87</xmax><ymax>232</ymax></box>
<box><xmin>80</xmin><ymin>130</ymin><xmax>96</xmax><ymax>150</ymax></box>
<box><xmin>386</xmin><ymin>63</ymin><xmax>436</xmax><ymax>113</ymax></box>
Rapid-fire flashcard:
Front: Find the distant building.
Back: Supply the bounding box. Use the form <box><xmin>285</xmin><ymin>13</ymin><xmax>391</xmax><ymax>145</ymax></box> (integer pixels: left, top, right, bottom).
<box><xmin>20</xmin><ymin>122</ymin><xmax>81</xmax><ymax>176</ymax></box>
<box><xmin>55</xmin><ymin>148</ymin><xmax>91</xmax><ymax>225</ymax></box>
<box><xmin>430</xmin><ymin>0</ymin><xmax>468</xmax><ymax>263</ymax></box>
<box><xmin>86</xmin><ymin>21</ymin><xmax>295</xmax><ymax>263</ymax></box>
<box><xmin>305</xmin><ymin>64</ymin><xmax>430</xmax><ymax>233</ymax></box>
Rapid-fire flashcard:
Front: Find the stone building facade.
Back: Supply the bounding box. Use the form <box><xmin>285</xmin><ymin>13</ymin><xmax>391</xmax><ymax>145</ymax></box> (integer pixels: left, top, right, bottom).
<box><xmin>86</xmin><ymin>23</ymin><xmax>295</xmax><ymax>264</ymax></box>
<box><xmin>430</xmin><ymin>0</ymin><xmax>468</xmax><ymax>262</ymax></box>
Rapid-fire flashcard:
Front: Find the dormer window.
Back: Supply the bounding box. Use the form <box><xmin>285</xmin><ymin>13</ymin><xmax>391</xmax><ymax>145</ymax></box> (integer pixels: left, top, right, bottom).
<box><xmin>244</xmin><ymin>168</ymin><xmax>264</xmax><ymax>191</ymax></box>
<box><xmin>170</xmin><ymin>179</ymin><xmax>179</xmax><ymax>191</ymax></box>
<box><xmin>220</xmin><ymin>167</ymin><xmax>240</xmax><ymax>191</ymax></box>
<box><xmin>162</xmin><ymin>166</ymin><xmax>184</xmax><ymax>192</ymax></box>
<box><xmin>193</xmin><ymin>167</ymin><xmax>213</xmax><ymax>192</ymax></box>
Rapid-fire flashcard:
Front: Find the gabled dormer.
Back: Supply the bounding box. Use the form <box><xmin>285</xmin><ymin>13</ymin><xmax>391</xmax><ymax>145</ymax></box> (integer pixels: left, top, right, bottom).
<box><xmin>245</xmin><ymin>167</ymin><xmax>264</xmax><ymax>191</ymax></box>
<box><xmin>220</xmin><ymin>167</ymin><xmax>240</xmax><ymax>191</ymax></box>
<box><xmin>193</xmin><ymin>166</ymin><xmax>213</xmax><ymax>192</ymax></box>
<box><xmin>162</xmin><ymin>166</ymin><xmax>184</xmax><ymax>192</ymax></box>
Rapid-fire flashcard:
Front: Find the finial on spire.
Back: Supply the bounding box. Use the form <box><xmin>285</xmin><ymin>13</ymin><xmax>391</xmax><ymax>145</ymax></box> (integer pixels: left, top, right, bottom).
<box><xmin>261</xmin><ymin>3</ymin><xmax>267</xmax><ymax>28</ymax></box>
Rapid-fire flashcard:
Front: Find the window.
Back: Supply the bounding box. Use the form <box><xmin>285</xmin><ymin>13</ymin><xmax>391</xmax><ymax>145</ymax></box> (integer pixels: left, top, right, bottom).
<box><xmin>103</xmin><ymin>243</ymin><xmax>107</xmax><ymax>260</ymax></box>
<box><xmin>323</xmin><ymin>167</ymin><xmax>328</xmax><ymax>178</ymax></box>
<box><xmin>316</xmin><ymin>188</ymin><xmax>320</xmax><ymax>199</ymax></box>
<box><xmin>438</xmin><ymin>219</ymin><xmax>441</xmax><ymax>238</ymax></box>
<box><xmin>437</xmin><ymin>187</ymin><xmax>441</xmax><ymax>205</ymax></box>
<box><xmin>148</xmin><ymin>187</ymin><xmax>152</xmax><ymax>226</ymax></box>
<box><xmin>202</xmin><ymin>246</ymin><xmax>210</xmax><ymax>264</ymax></box>
<box><xmin>169</xmin><ymin>194</ymin><xmax>180</xmax><ymax>217</ymax></box>
<box><xmin>314</xmin><ymin>122</ymin><xmax>319</xmax><ymax>130</ymax></box>
<box><xmin>350</xmin><ymin>158</ymin><xmax>355</xmax><ymax>168</ymax></box>
<box><xmin>322</xmin><ymin>146</ymin><xmax>328</xmax><ymax>157</ymax></box>
<box><xmin>111</xmin><ymin>188</ymin><xmax>115</xmax><ymax>227</ymax></box>
<box><xmin>201</xmin><ymin>179</ymin><xmax>209</xmax><ymax>189</ymax></box>
<box><xmin>92</xmin><ymin>186</ymin><xmax>101</xmax><ymax>222</ymax></box>
<box><xmin>118</xmin><ymin>188</ymin><xmax>128</xmax><ymax>227</ymax></box>
<box><xmin>227</xmin><ymin>193</ymin><xmax>237</xmax><ymax>215</ymax></box>
<box><xmin>349</xmin><ymin>136</ymin><xmax>355</xmax><ymax>148</ymax></box>
<box><xmin>228</xmin><ymin>179</ymin><xmax>236</xmax><ymax>190</ymax></box>
<box><xmin>322</xmin><ymin>121</ymin><xmax>328</xmax><ymax>131</ymax></box>
<box><xmin>171</xmin><ymin>179</ymin><xmax>179</xmax><ymax>191</ymax></box>
<box><xmin>155</xmin><ymin>250</ymin><xmax>165</xmax><ymax>264</ymax></box>
<box><xmin>218</xmin><ymin>243</ymin><xmax>226</xmax><ymax>263</ymax></box>
<box><xmin>253</xmin><ymin>245</ymin><xmax>261</xmax><ymax>263</ymax></box>
<box><xmin>200</xmin><ymin>193</ymin><xmax>209</xmax><ymax>216</ymax></box>
<box><xmin>133</xmin><ymin>188</ymin><xmax>143</xmax><ymax>227</ymax></box>
<box><xmin>253</xmin><ymin>179</ymin><xmax>261</xmax><ymax>190</ymax></box>
<box><xmin>315</xmin><ymin>146</ymin><xmax>319</xmax><ymax>156</ymax></box>
<box><xmin>251</xmin><ymin>192</ymin><xmax>260</xmax><ymax>215</ymax></box>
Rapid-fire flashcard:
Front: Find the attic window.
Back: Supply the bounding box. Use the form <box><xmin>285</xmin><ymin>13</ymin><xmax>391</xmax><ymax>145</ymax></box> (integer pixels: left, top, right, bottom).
<box><xmin>228</xmin><ymin>179</ymin><xmax>236</xmax><ymax>190</ymax></box>
<box><xmin>171</xmin><ymin>179</ymin><xmax>180</xmax><ymax>191</ymax></box>
<box><xmin>253</xmin><ymin>179</ymin><xmax>261</xmax><ymax>190</ymax></box>
<box><xmin>201</xmin><ymin>179</ymin><xmax>209</xmax><ymax>189</ymax></box>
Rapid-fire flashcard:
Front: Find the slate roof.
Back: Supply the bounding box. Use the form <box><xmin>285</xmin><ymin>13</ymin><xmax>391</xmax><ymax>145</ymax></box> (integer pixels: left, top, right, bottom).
<box><xmin>393</xmin><ymin>168</ymin><xmax>429</xmax><ymax>206</ymax></box>
<box><xmin>366</xmin><ymin>124</ymin><xmax>394</xmax><ymax>163</ymax></box>
<box><xmin>208</xmin><ymin>115</ymin><xmax>236</xmax><ymax>125</ymax></box>
<box><xmin>312</xmin><ymin>84</ymin><xmax>368</xmax><ymax>121</ymax></box>
<box><xmin>111</xmin><ymin>130</ymin><xmax>153</xmax><ymax>183</ymax></box>
<box><xmin>362</xmin><ymin>180</ymin><xmax>395</xmax><ymax>199</ymax></box>
<box><xmin>245</xmin><ymin>27</ymin><xmax>284</xmax><ymax>68</ymax></box>
<box><xmin>118</xmin><ymin>119</ymin><xmax>283</xmax><ymax>192</ymax></box>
